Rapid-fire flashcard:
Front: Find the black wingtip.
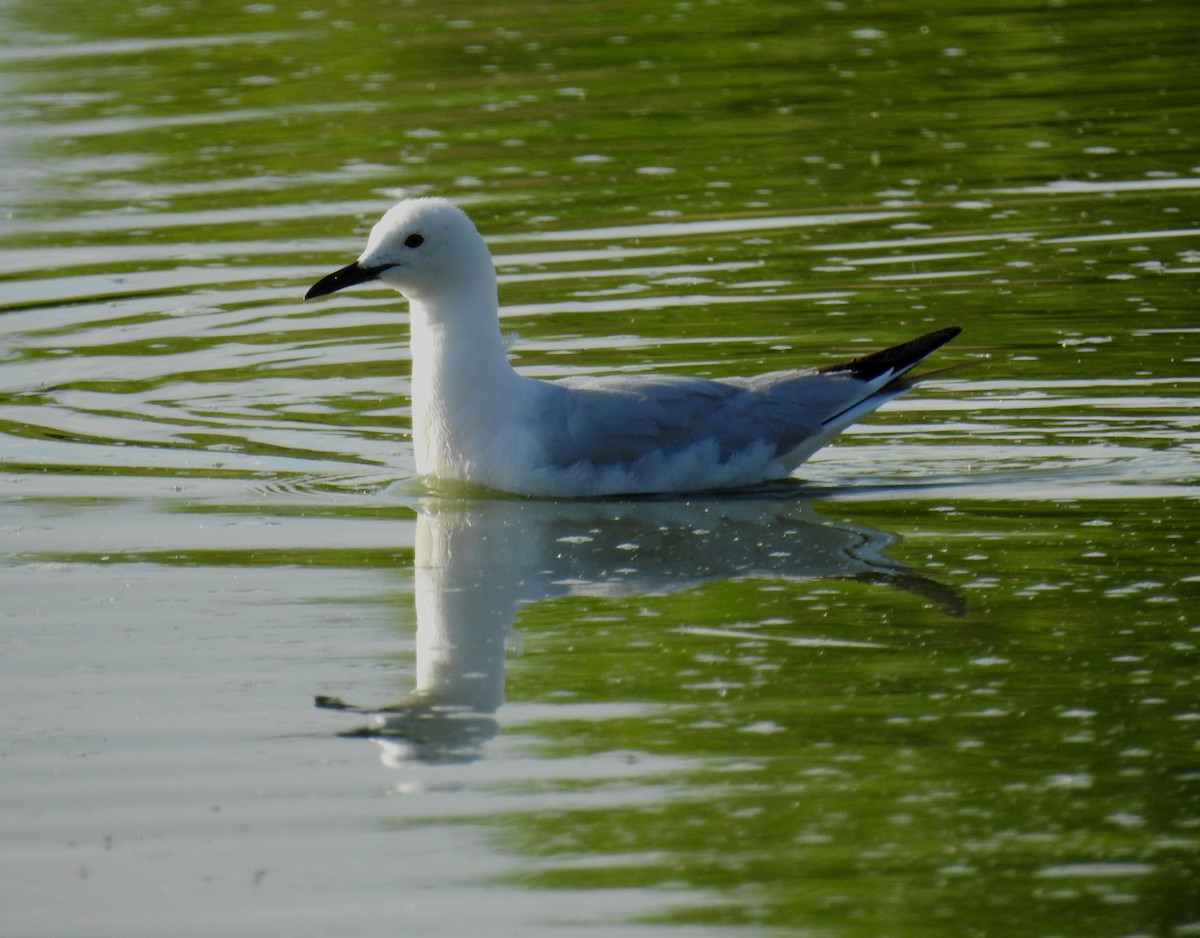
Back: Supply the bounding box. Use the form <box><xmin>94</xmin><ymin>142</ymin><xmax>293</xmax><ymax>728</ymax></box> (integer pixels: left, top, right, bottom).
<box><xmin>817</xmin><ymin>326</ymin><xmax>962</xmax><ymax>382</ymax></box>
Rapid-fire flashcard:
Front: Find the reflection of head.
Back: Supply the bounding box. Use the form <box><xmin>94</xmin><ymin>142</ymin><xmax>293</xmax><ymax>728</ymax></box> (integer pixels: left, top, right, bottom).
<box><xmin>317</xmin><ymin>693</ymin><xmax>501</xmax><ymax>764</ymax></box>
<box><xmin>351</xmin><ymin>705</ymin><xmax>500</xmax><ymax>766</ymax></box>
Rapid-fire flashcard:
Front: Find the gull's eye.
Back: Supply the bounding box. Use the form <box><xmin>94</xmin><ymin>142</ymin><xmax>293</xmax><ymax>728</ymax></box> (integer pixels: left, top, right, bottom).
<box><xmin>404</xmin><ymin>233</ymin><xmax>425</xmax><ymax>249</ymax></box>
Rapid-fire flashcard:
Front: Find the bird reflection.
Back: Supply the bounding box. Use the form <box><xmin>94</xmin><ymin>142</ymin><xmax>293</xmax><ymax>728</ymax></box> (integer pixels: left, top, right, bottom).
<box><xmin>317</xmin><ymin>492</ymin><xmax>962</xmax><ymax>764</ymax></box>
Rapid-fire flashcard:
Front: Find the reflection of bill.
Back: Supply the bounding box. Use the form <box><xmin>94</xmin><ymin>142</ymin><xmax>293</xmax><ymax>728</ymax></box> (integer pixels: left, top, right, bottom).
<box><xmin>318</xmin><ymin>494</ymin><xmax>963</xmax><ymax>764</ymax></box>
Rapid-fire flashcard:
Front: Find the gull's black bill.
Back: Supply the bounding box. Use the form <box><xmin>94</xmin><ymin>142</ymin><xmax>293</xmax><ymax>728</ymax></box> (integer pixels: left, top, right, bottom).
<box><xmin>305</xmin><ymin>262</ymin><xmax>390</xmax><ymax>300</ymax></box>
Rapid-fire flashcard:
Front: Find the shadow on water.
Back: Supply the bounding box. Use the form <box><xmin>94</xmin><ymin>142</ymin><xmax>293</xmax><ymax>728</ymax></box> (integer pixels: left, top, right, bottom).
<box><xmin>317</xmin><ymin>492</ymin><xmax>963</xmax><ymax>764</ymax></box>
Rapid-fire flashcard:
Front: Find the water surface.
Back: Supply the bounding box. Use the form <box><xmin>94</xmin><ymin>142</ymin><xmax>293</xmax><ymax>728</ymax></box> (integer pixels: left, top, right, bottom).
<box><xmin>1</xmin><ymin>1</ymin><xmax>1197</xmax><ymax>935</ymax></box>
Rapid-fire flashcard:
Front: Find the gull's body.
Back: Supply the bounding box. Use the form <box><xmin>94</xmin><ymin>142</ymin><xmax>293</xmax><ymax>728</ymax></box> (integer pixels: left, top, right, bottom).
<box><xmin>306</xmin><ymin>198</ymin><xmax>961</xmax><ymax>497</ymax></box>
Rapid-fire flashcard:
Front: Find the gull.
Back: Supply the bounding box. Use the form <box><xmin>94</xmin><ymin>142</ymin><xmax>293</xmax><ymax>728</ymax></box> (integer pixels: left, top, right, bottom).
<box><xmin>306</xmin><ymin>198</ymin><xmax>961</xmax><ymax>497</ymax></box>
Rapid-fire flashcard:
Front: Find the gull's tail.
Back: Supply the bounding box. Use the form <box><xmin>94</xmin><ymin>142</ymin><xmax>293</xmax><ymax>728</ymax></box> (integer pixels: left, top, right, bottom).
<box><xmin>816</xmin><ymin>325</ymin><xmax>963</xmax><ymax>386</ymax></box>
<box><xmin>813</xmin><ymin>325</ymin><xmax>962</xmax><ymax>431</ymax></box>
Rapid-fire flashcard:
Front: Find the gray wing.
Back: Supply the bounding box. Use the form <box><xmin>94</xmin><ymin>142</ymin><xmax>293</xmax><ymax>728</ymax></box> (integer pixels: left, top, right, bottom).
<box><xmin>536</xmin><ymin>327</ymin><xmax>963</xmax><ymax>471</ymax></box>
<box><xmin>536</xmin><ymin>370</ymin><xmax>861</xmax><ymax>470</ymax></box>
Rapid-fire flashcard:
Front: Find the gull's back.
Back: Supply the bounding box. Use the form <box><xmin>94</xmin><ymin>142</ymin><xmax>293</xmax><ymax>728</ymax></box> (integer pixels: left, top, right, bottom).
<box><xmin>515</xmin><ymin>326</ymin><xmax>961</xmax><ymax>496</ymax></box>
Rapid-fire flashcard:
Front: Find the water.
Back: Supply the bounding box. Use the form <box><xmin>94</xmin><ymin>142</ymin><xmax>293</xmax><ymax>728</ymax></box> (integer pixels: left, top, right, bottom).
<box><xmin>1</xmin><ymin>1</ymin><xmax>1198</xmax><ymax>935</ymax></box>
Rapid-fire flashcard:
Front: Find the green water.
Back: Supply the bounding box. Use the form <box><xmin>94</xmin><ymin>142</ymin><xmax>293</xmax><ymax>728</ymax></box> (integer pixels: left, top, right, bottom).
<box><xmin>1</xmin><ymin>1</ymin><xmax>1197</xmax><ymax>935</ymax></box>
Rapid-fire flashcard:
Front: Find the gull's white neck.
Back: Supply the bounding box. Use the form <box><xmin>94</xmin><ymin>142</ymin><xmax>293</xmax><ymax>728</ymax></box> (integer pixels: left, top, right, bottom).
<box><xmin>407</xmin><ymin>275</ymin><xmax>525</xmax><ymax>480</ymax></box>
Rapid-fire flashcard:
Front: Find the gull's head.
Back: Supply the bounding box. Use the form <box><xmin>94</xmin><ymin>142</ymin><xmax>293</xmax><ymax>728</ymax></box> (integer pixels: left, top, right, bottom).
<box><xmin>305</xmin><ymin>198</ymin><xmax>493</xmax><ymax>303</ymax></box>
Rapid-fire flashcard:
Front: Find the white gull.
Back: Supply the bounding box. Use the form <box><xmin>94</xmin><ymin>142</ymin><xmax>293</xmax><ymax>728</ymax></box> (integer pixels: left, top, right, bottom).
<box><xmin>306</xmin><ymin>197</ymin><xmax>961</xmax><ymax>497</ymax></box>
